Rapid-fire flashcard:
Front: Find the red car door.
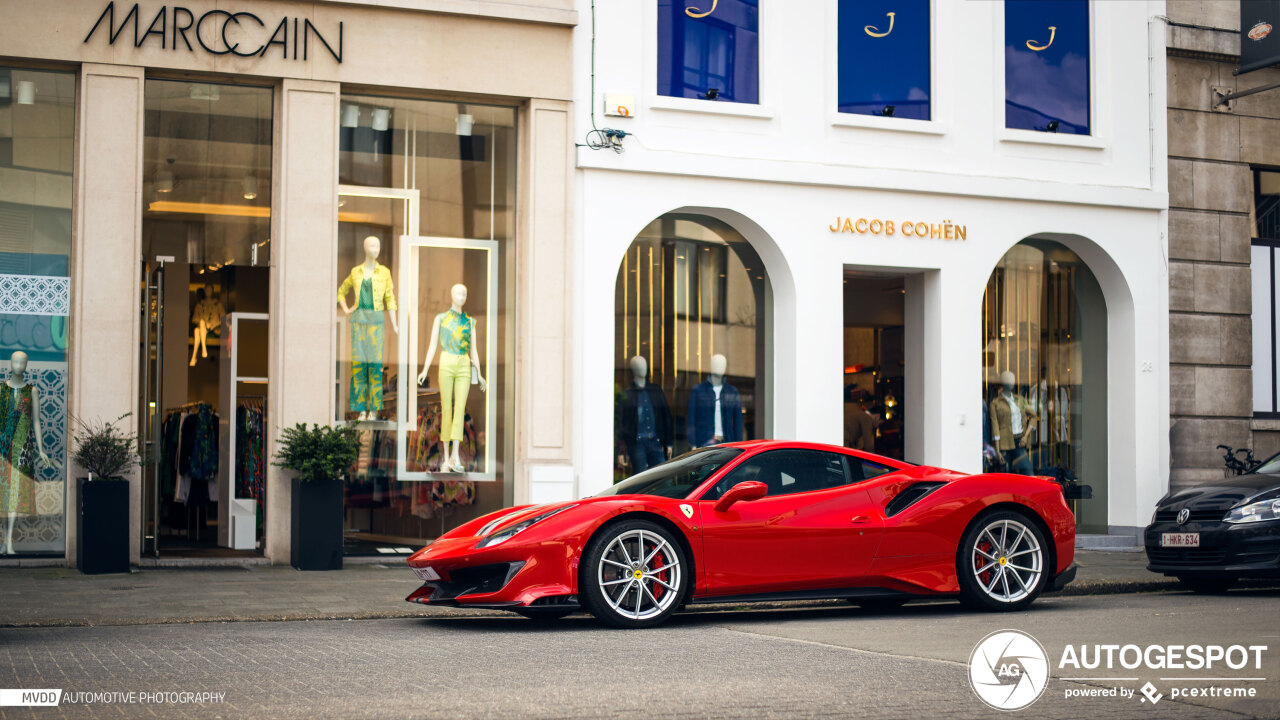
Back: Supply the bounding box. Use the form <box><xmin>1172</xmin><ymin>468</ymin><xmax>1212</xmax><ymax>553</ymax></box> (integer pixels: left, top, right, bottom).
<box><xmin>697</xmin><ymin>449</ymin><xmax>884</xmax><ymax>596</ymax></box>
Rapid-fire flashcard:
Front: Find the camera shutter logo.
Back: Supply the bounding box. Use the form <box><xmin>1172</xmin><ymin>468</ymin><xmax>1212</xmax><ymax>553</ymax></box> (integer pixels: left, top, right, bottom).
<box><xmin>1177</xmin><ymin>508</ymin><xmax>1190</xmax><ymax>525</ymax></box>
<box><xmin>968</xmin><ymin>630</ymin><xmax>1050</xmax><ymax>711</ymax></box>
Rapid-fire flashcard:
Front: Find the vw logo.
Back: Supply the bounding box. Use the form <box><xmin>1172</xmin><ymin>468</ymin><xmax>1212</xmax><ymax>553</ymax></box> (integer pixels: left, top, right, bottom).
<box><xmin>968</xmin><ymin>630</ymin><xmax>1050</xmax><ymax>711</ymax></box>
<box><xmin>1177</xmin><ymin>508</ymin><xmax>1190</xmax><ymax>525</ymax></box>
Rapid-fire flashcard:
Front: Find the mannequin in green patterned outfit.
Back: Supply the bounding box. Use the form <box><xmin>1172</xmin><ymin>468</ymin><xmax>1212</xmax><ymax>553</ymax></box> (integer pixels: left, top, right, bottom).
<box><xmin>0</xmin><ymin>351</ymin><xmax>50</xmax><ymax>555</ymax></box>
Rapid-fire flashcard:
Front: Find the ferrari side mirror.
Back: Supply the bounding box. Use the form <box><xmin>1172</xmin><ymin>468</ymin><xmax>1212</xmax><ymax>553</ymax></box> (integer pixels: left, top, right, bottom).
<box><xmin>713</xmin><ymin>481</ymin><xmax>768</xmax><ymax>513</ymax></box>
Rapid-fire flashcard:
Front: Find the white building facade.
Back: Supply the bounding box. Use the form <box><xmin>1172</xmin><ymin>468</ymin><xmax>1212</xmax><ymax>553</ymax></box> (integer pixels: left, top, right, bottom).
<box><xmin>566</xmin><ymin>0</ymin><xmax>1171</xmax><ymax>542</ymax></box>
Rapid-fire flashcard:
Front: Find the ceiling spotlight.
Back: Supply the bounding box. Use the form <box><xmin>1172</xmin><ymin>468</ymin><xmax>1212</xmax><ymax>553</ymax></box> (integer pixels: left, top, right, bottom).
<box><xmin>455</xmin><ymin>113</ymin><xmax>474</xmax><ymax>137</ymax></box>
<box><xmin>371</xmin><ymin>108</ymin><xmax>391</xmax><ymax>132</ymax></box>
<box><xmin>242</xmin><ymin>175</ymin><xmax>258</xmax><ymax>201</ymax></box>
<box><xmin>341</xmin><ymin>103</ymin><xmax>360</xmax><ymax>128</ymax></box>
<box><xmin>16</xmin><ymin>80</ymin><xmax>35</xmax><ymax>106</ymax></box>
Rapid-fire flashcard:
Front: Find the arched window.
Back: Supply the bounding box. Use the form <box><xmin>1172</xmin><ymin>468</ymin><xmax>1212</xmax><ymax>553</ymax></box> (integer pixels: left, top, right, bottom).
<box><xmin>982</xmin><ymin>239</ymin><xmax>1107</xmax><ymax>532</ymax></box>
<box><xmin>613</xmin><ymin>214</ymin><xmax>769</xmax><ymax>480</ymax></box>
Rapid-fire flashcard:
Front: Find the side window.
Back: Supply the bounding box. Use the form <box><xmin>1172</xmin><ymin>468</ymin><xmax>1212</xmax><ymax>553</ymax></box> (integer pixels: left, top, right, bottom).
<box><xmin>658</xmin><ymin>0</ymin><xmax>760</xmax><ymax>104</ymax></box>
<box><xmin>1004</xmin><ymin>0</ymin><xmax>1090</xmax><ymax>135</ymax></box>
<box><xmin>704</xmin><ymin>450</ymin><xmax>849</xmax><ymax>500</ymax></box>
<box><xmin>846</xmin><ymin>458</ymin><xmax>896</xmax><ymax>483</ymax></box>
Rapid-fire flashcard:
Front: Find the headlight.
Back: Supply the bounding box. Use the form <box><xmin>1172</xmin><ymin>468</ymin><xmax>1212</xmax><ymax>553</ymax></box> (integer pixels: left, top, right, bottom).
<box><xmin>475</xmin><ymin>504</ymin><xmax>576</xmax><ymax>548</ymax></box>
<box><xmin>1224</xmin><ymin>498</ymin><xmax>1280</xmax><ymax>524</ymax></box>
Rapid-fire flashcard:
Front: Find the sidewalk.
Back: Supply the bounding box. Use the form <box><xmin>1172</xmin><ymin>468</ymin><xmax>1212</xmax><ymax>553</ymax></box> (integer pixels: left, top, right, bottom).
<box><xmin>0</xmin><ymin>550</ymin><xmax>1257</xmax><ymax>628</ymax></box>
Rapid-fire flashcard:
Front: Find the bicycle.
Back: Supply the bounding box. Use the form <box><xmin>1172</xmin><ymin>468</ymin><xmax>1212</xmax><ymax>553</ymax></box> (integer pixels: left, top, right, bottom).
<box><xmin>1216</xmin><ymin>444</ymin><xmax>1258</xmax><ymax>476</ymax></box>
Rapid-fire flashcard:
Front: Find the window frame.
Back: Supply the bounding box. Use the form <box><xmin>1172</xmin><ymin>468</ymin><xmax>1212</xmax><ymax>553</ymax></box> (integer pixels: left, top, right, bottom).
<box><xmin>697</xmin><ymin>448</ymin><xmax>855</xmax><ymax>501</ymax></box>
<box><xmin>833</xmin><ymin>0</ymin><xmax>935</xmax><ymax>124</ymax></box>
<box><xmin>993</xmin><ymin>0</ymin><xmax>1107</xmax><ymax>150</ymax></box>
<box><xmin>1252</xmin><ymin>167</ymin><xmax>1280</xmax><ymax>418</ymax></box>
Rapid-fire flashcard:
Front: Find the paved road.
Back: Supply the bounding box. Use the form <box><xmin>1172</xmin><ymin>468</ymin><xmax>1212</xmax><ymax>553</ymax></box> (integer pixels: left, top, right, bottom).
<box><xmin>1</xmin><ymin>590</ymin><xmax>1277</xmax><ymax>719</ymax></box>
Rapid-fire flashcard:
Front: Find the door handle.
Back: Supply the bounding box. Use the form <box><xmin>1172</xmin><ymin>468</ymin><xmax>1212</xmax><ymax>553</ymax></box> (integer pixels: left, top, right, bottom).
<box><xmin>850</xmin><ymin>516</ymin><xmax>871</xmax><ymax>524</ymax></box>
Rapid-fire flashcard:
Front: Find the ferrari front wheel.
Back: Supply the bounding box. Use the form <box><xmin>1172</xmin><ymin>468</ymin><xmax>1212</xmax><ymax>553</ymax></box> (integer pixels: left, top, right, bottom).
<box><xmin>580</xmin><ymin>519</ymin><xmax>688</xmax><ymax>629</ymax></box>
<box><xmin>958</xmin><ymin>510</ymin><xmax>1049</xmax><ymax>612</ymax></box>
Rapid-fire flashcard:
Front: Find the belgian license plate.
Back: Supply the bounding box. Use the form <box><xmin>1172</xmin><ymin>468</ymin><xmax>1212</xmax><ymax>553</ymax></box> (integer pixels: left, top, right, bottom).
<box><xmin>1161</xmin><ymin>532</ymin><xmax>1200</xmax><ymax>548</ymax></box>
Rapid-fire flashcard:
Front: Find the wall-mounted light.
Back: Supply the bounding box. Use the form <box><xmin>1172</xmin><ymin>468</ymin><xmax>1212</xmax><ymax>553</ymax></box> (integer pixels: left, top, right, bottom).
<box><xmin>242</xmin><ymin>175</ymin><xmax>258</xmax><ymax>201</ymax></box>
<box><xmin>455</xmin><ymin>113</ymin><xmax>474</xmax><ymax>137</ymax></box>
<box><xmin>341</xmin><ymin>103</ymin><xmax>360</xmax><ymax>128</ymax></box>
<box><xmin>371</xmin><ymin>108</ymin><xmax>391</xmax><ymax>132</ymax></box>
<box><xmin>16</xmin><ymin>80</ymin><xmax>35</xmax><ymax>106</ymax></box>
<box><xmin>880</xmin><ymin>105</ymin><xmax>895</xmax><ymax>117</ymax></box>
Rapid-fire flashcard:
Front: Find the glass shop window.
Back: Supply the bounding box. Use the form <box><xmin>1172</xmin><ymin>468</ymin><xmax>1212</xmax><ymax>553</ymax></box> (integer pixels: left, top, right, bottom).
<box><xmin>1005</xmin><ymin>0</ymin><xmax>1091</xmax><ymax>135</ymax></box>
<box><xmin>838</xmin><ymin>0</ymin><xmax>932</xmax><ymax>120</ymax></box>
<box><xmin>614</xmin><ymin>214</ymin><xmax>771</xmax><ymax>483</ymax></box>
<box><xmin>336</xmin><ymin>96</ymin><xmax>517</xmax><ymax>554</ymax></box>
<box><xmin>1251</xmin><ymin>169</ymin><xmax>1280</xmax><ymax>416</ymax></box>
<box><xmin>0</xmin><ymin>67</ymin><xmax>74</xmax><ymax>557</ymax></box>
<box><xmin>658</xmin><ymin>0</ymin><xmax>760</xmax><ymax>104</ymax></box>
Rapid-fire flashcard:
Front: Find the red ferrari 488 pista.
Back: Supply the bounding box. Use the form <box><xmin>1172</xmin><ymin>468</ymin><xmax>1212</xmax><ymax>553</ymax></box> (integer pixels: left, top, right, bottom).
<box><xmin>406</xmin><ymin>441</ymin><xmax>1077</xmax><ymax>628</ymax></box>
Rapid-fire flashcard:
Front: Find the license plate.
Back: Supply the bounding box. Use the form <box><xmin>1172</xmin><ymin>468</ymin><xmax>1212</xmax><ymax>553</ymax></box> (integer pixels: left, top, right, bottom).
<box><xmin>413</xmin><ymin>566</ymin><xmax>441</xmax><ymax>581</ymax></box>
<box><xmin>1161</xmin><ymin>532</ymin><xmax>1200</xmax><ymax>548</ymax></box>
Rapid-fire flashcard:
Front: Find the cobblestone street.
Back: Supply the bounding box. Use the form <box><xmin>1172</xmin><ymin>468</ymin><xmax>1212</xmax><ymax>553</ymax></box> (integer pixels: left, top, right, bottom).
<box><xmin>2</xmin><ymin>590</ymin><xmax>1277</xmax><ymax>719</ymax></box>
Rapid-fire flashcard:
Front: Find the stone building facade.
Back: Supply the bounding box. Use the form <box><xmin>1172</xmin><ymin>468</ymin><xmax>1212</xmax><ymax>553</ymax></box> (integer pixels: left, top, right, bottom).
<box><xmin>1167</xmin><ymin>1</ymin><xmax>1280</xmax><ymax>488</ymax></box>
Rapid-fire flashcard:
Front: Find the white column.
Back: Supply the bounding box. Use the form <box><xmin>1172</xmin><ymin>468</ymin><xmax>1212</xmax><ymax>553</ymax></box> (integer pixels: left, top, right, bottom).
<box><xmin>516</xmin><ymin>99</ymin><xmax>576</xmax><ymax>504</ymax></box>
<box><xmin>264</xmin><ymin>79</ymin><xmax>340</xmax><ymax>563</ymax></box>
<box><xmin>69</xmin><ymin>64</ymin><xmax>145</xmax><ymax>566</ymax></box>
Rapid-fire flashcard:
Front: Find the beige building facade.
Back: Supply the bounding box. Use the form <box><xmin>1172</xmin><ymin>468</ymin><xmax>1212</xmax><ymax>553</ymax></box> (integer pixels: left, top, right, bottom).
<box><xmin>1165</xmin><ymin>2</ymin><xmax>1280</xmax><ymax>487</ymax></box>
<box><xmin>0</xmin><ymin>0</ymin><xmax>576</xmax><ymax>566</ymax></box>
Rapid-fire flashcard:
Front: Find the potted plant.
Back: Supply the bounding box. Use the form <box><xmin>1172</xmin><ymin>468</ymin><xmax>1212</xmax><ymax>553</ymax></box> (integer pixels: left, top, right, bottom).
<box><xmin>273</xmin><ymin>423</ymin><xmax>359</xmax><ymax>570</ymax></box>
<box><xmin>70</xmin><ymin>413</ymin><xmax>140</xmax><ymax>575</ymax></box>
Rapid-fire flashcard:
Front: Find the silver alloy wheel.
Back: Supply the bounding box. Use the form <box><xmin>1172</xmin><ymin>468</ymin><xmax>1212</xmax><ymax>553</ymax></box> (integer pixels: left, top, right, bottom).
<box><xmin>971</xmin><ymin>518</ymin><xmax>1042</xmax><ymax>603</ymax></box>
<box><xmin>596</xmin><ymin>528</ymin><xmax>682</xmax><ymax>621</ymax></box>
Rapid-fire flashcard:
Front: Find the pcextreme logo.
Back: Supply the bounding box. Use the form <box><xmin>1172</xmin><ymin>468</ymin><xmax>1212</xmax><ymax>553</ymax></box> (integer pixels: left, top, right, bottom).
<box><xmin>968</xmin><ymin>630</ymin><xmax>1051</xmax><ymax>711</ymax></box>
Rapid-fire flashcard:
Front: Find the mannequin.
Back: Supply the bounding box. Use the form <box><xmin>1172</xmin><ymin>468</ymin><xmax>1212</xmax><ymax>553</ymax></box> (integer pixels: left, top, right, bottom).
<box><xmin>417</xmin><ymin>284</ymin><xmax>486</xmax><ymax>473</ymax></box>
<box><xmin>988</xmin><ymin>370</ymin><xmax>1037</xmax><ymax>475</ymax></box>
<box><xmin>188</xmin><ymin>288</ymin><xmax>224</xmax><ymax>366</ymax></box>
<box><xmin>614</xmin><ymin>356</ymin><xmax>673</xmax><ymax>474</ymax></box>
<box><xmin>0</xmin><ymin>351</ymin><xmax>50</xmax><ymax>555</ymax></box>
<box><xmin>687</xmin><ymin>353</ymin><xmax>743</xmax><ymax>447</ymax></box>
<box><xmin>337</xmin><ymin>236</ymin><xmax>399</xmax><ymax>421</ymax></box>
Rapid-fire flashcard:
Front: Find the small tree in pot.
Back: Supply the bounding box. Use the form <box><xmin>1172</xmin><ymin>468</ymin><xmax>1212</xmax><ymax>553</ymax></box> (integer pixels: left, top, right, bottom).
<box><xmin>273</xmin><ymin>423</ymin><xmax>359</xmax><ymax>570</ymax></box>
<box><xmin>70</xmin><ymin>413</ymin><xmax>140</xmax><ymax>574</ymax></box>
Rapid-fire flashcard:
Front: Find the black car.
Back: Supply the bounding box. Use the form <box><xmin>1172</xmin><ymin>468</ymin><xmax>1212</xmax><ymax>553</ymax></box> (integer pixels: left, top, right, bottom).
<box><xmin>1145</xmin><ymin>455</ymin><xmax>1280</xmax><ymax>592</ymax></box>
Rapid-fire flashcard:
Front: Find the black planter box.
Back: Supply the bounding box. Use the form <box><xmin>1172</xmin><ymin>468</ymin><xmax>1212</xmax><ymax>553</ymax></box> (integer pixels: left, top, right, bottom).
<box><xmin>291</xmin><ymin>476</ymin><xmax>343</xmax><ymax>571</ymax></box>
<box><xmin>77</xmin><ymin>477</ymin><xmax>130</xmax><ymax>575</ymax></box>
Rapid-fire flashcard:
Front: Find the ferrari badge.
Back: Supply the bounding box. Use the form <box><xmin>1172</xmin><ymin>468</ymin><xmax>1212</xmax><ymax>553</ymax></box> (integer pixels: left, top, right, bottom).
<box><xmin>679</xmin><ymin>504</ymin><xmax>694</xmax><ymax>519</ymax></box>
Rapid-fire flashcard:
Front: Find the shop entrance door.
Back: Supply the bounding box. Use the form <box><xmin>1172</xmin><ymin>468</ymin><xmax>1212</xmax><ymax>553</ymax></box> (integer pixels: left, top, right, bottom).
<box><xmin>842</xmin><ymin>271</ymin><xmax>908</xmax><ymax>461</ymax></box>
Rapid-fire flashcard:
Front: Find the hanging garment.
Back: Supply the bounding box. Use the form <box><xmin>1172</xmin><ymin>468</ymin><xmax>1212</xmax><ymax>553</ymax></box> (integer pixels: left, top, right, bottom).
<box><xmin>350</xmin><ymin>278</ymin><xmax>385</xmax><ymax>413</ymax></box>
<box><xmin>235</xmin><ymin>406</ymin><xmax>265</xmax><ymax>500</ymax></box>
<box><xmin>0</xmin><ymin>384</ymin><xmax>37</xmax><ymax>516</ymax></box>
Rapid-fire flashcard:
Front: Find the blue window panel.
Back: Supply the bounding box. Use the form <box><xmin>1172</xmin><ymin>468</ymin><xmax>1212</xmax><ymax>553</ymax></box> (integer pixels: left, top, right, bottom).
<box><xmin>838</xmin><ymin>0</ymin><xmax>931</xmax><ymax>121</ymax></box>
<box><xmin>1005</xmin><ymin>0</ymin><xmax>1090</xmax><ymax>135</ymax></box>
<box><xmin>658</xmin><ymin>0</ymin><xmax>759</xmax><ymax>104</ymax></box>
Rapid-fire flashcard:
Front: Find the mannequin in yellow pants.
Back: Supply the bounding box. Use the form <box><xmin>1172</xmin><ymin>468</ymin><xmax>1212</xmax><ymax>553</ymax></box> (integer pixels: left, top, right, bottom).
<box><xmin>417</xmin><ymin>284</ymin><xmax>486</xmax><ymax>473</ymax></box>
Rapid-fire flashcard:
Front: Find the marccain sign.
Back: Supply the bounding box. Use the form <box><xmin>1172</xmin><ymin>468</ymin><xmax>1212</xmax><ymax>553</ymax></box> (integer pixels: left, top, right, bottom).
<box><xmin>84</xmin><ymin>2</ymin><xmax>344</xmax><ymax>63</ymax></box>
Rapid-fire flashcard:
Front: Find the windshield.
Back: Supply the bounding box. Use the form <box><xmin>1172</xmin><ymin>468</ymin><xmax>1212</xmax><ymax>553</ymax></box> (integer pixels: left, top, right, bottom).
<box><xmin>1250</xmin><ymin>451</ymin><xmax>1280</xmax><ymax>475</ymax></box>
<box><xmin>595</xmin><ymin>447</ymin><xmax>743</xmax><ymax>499</ymax></box>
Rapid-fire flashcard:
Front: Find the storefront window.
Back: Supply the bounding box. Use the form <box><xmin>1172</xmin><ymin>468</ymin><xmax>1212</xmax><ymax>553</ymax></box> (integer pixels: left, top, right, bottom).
<box><xmin>0</xmin><ymin>67</ymin><xmax>74</xmax><ymax>556</ymax></box>
<box><xmin>658</xmin><ymin>0</ymin><xmax>760</xmax><ymax>104</ymax></box>
<box><xmin>337</xmin><ymin>96</ymin><xmax>516</xmax><ymax>553</ymax></box>
<box><xmin>141</xmin><ymin>79</ymin><xmax>273</xmax><ymax>556</ymax></box>
<box><xmin>981</xmin><ymin>239</ymin><xmax>1107</xmax><ymax>532</ymax></box>
<box><xmin>1005</xmin><ymin>0</ymin><xmax>1090</xmax><ymax>135</ymax></box>
<box><xmin>614</xmin><ymin>214</ymin><xmax>769</xmax><ymax>481</ymax></box>
<box><xmin>838</xmin><ymin>0</ymin><xmax>931</xmax><ymax>120</ymax></box>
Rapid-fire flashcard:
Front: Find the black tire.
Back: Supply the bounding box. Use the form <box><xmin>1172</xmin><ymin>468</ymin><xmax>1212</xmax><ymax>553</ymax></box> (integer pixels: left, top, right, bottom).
<box><xmin>1178</xmin><ymin>577</ymin><xmax>1237</xmax><ymax>594</ymax></box>
<box><xmin>514</xmin><ymin>608</ymin><xmax>574</xmax><ymax>622</ymax></box>
<box><xmin>579</xmin><ymin>518</ymin><xmax>689</xmax><ymax>629</ymax></box>
<box><xmin>846</xmin><ymin>597</ymin><xmax>909</xmax><ymax>611</ymax></box>
<box><xmin>956</xmin><ymin>509</ymin><xmax>1051</xmax><ymax>612</ymax></box>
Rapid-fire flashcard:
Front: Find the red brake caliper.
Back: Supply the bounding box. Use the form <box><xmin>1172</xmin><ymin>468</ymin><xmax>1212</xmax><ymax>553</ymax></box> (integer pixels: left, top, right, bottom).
<box><xmin>651</xmin><ymin>550</ymin><xmax>667</xmax><ymax>601</ymax></box>
<box><xmin>975</xmin><ymin>538</ymin><xmax>993</xmax><ymax>586</ymax></box>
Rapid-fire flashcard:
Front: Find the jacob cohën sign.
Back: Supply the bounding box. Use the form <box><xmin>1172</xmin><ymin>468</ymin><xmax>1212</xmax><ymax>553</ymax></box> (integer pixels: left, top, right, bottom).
<box><xmin>829</xmin><ymin>216</ymin><xmax>968</xmax><ymax>241</ymax></box>
<box><xmin>84</xmin><ymin>2</ymin><xmax>343</xmax><ymax>63</ymax></box>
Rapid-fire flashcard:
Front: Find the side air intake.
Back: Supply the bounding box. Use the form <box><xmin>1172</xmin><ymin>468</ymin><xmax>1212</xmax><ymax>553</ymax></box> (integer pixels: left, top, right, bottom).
<box><xmin>884</xmin><ymin>481</ymin><xmax>946</xmax><ymax>517</ymax></box>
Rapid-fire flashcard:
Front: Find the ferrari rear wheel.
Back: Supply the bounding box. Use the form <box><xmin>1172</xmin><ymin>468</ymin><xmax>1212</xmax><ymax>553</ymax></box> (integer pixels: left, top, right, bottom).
<box><xmin>958</xmin><ymin>510</ymin><xmax>1049</xmax><ymax>612</ymax></box>
<box><xmin>580</xmin><ymin>519</ymin><xmax>688</xmax><ymax>629</ymax></box>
